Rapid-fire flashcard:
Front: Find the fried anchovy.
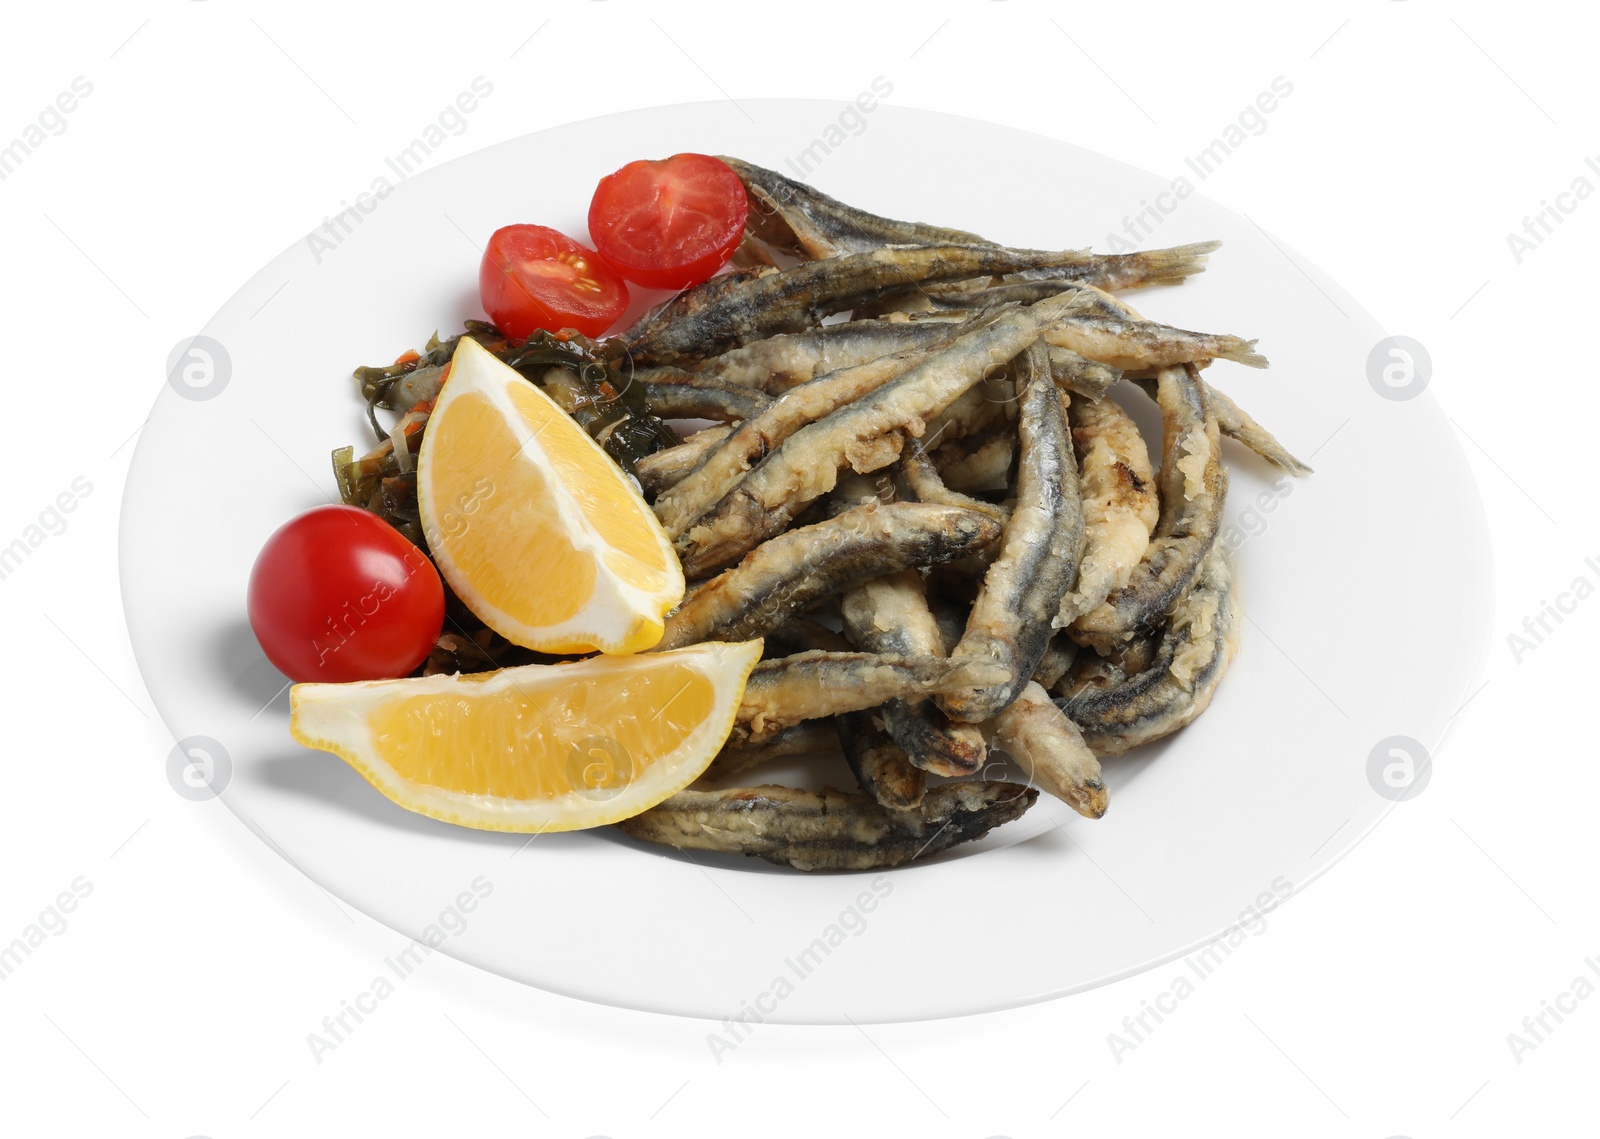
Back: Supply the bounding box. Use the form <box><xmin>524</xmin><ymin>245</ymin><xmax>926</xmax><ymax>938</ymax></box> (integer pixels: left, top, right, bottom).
<box><xmin>919</xmin><ymin>375</ymin><xmax>1015</xmax><ymax>449</ymax></box>
<box><xmin>633</xmin><ymin>425</ymin><xmax>734</xmax><ymax>498</ymax></box>
<box><xmin>854</xmin><ymin>278</ymin><xmax>1087</xmax><ymax>320</ymax></box>
<box><xmin>1071</xmin><ymin>364</ymin><xmax>1226</xmax><ymax>653</ymax></box>
<box><xmin>989</xmin><ymin>681</ymin><xmax>1107</xmax><ymax>819</ymax></box>
<box><xmin>1134</xmin><ymin>377</ymin><xmax>1310</xmax><ymax>476</ymax></box>
<box><xmin>1074</xmin><ymin>286</ymin><xmax>1302</xmax><ymax>474</ymax></box>
<box><xmin>658</xmin><ymin>501</ymin><xmax>1001</xmax><ymax>647</ymax></box>
<box><xmin>721</xmin><ymin>157</ymin><xmax>1219</xmax><ymax>288</ymax></box>
<box><xmin>625</xmin><ymin>245</ymin><xmax>1130</xmax><ymax>365</ymax></box>
<box><xmin>935</xmin><ymin>431</ymin><xmax>1015</xmax><ymax>494</ymax></box>
<box><xmin>893</xmin><ymin>332</ymin><xmax>1124</xmax><ymax>401</ymax></box>
<box><xmin>939</xmin><ymin>345</ymin><xmax>1085</xmax><ymax>722</ymax></box>
<box><xmin>762</xmin><ymin>617</ymin><xmax>852</xmax><ymax>657</ymax></box>
<box><xmin>654</xmin><ymin>315</ymin><xmax>990</xmax><ymax>537</ymax></box>
<box><xmin>1048</xmin><ymin>346</ymin><xmax>1122</xmax><ymax>401</ymax></box>
<box><xmin>1057</xmin><ymin>633</ymin><xmax>1161</xmax><ymax>697</ymax></box>
<box><xmin>720</xmin><ymin>606</ymin><xmax>929</xmax><ymax>806</ymax></box>
<box><xmin>898</xmin><ymin>447</ymin><xmax>1011</xmax><ymax>526</ymax></box>
<box><xmin>626</xmin><ymin>263</ymin><xmax>767</xmax><ymax>333</ymax></box>
<box><xmin>748</xmin><ymin>616</ymin><xmax>925</xmax><ymax>808</ymax></box>
<box><xmin>835</xmin><ymin>709</ymin><xmax>928</xmax><ymax>811</ymax></box>
<box><xmin>614</xmin><ymin>780</ymin><xmax>1037</xmax><ymax>871</ymax></box>
<box><xmin>1031</xmin><ymin>634</ymin><xmax>1078</xmax><ymax>689</ymax></box>
<box><xmin>663</xmin><ymin>318</ymin><xmax>963</xmax><ymax>394</ymax></box>
<box><xmin>927</xmin><ymin>604</ymin><xmax>966</xmax><ymax>666</ymax></box>
<box><xmin>700</xmin><ymin>721</ymin><xmax>840</xmax><ymax>783</ymax></box>
<box><xmin>733</xmin><ymin>650</ymin><xmax>1011</xmax><ymax>746</ymax></box>
<box><xmin>1043</xmin><ymin>317</ymin><xmax>1266</xmax><ymax>372</ymax></box>
<box><xmin>729</xmin><ymin>231</ymin><xmax>780</xmax><ymax>269</ymax></box>
<box><xmin>724</xmin><ymin>155</ymin><xmax>994</xmax><ymax>257</ymax></box>
<box><xmin>838</xmin><ymin>561</ymin><xmax>989</xmax><ymax>776</ymax></box>
<box><xmin>1055</xmin><ymin>393</ymin><xmax>1160</xmax><ymax>628</ymax></box>
<box><xmin>675</xmin><ymin>291</ymin><xmax>1092</xmax><ymax>575</ymax></box>
<box><xmin>639</xmin><ymin>378</ymin><xmax>772</xmax><ymax>422</ymax></box>
<box><xmin>1058</xmin><ymin>544</ymin><xmax>1240</xmax><ymax>755</ymax></box>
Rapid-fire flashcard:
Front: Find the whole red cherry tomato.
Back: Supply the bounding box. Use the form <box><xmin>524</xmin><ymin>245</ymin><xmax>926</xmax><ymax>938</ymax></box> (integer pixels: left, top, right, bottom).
<box><xmin>248</xmin><ymin>505</ymin><xmax>444</xmax><ymax>682</ymax></box>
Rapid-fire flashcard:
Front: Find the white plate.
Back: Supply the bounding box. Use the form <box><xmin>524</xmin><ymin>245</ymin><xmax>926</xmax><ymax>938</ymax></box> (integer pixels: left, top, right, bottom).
<box><xmin>121</xmin><ymin>101</ymin><xmax>1491</xmax><ymax>1023</ymax></box>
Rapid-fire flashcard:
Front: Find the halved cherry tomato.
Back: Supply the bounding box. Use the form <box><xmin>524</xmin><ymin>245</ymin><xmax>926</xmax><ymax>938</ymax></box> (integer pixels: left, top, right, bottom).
<box><xmin>587</xmin><ymin>153</ymin><xmax>748</xmax><ymax>290</ymax></box>
<box><xmin>479</xmin><ymin>224</ymin><xmax>629</xmax><ymax>342</ymax></box>
<box><xmin>248</xmin><ymin>505</ymin><xmax>445</xmax><ymax>683</ymax></box>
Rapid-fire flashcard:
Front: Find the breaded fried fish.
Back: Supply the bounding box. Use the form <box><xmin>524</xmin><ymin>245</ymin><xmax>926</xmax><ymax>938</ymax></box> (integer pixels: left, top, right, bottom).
<box><xmin>616</xmin><ymin>780</ymin><xmax>1037</xmax><ymax>871</ymax></box>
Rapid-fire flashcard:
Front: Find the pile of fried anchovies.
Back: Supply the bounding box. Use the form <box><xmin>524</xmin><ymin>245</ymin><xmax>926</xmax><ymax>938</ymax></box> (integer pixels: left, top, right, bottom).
<box><xmin>345</xmin><ymin>158</ymin><xmax>1310</xmax><ymax>872</ymax></box>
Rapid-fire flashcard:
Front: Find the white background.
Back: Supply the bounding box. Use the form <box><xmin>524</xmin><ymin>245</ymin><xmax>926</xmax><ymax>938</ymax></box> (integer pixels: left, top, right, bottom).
<box><xmin>2</xmin><ymin>1</ymin><xmax>1594</xmax><ymax>1135</ymax></box>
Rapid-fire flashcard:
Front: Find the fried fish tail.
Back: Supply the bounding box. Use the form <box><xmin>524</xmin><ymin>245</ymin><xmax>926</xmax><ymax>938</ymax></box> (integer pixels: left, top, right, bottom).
<box><xmin>1062</xmin><ymin>239</ymin><xmax>1220</xmax><ymax>289</ymax></box>
<box><xmin>1165</xmin><ymin>378</ymin><xmax>1312</xmax><ymax>476</ymax></box>
<box><xmin>1043</xmin><ymin>318</ymin><xmax>1267</xmax><ymax>372</ymax></box>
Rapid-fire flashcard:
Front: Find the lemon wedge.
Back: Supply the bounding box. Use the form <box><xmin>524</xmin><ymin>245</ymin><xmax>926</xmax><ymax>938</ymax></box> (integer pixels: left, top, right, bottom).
<box><xmin>417</xmin><ymin>336</ymin><xmax>683</xmax><ymax>654</ymax></box>
<box><xmin>290</xmin><ymin>640</ymin><xmax>762</xmax><ymax>832</ymax></box>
